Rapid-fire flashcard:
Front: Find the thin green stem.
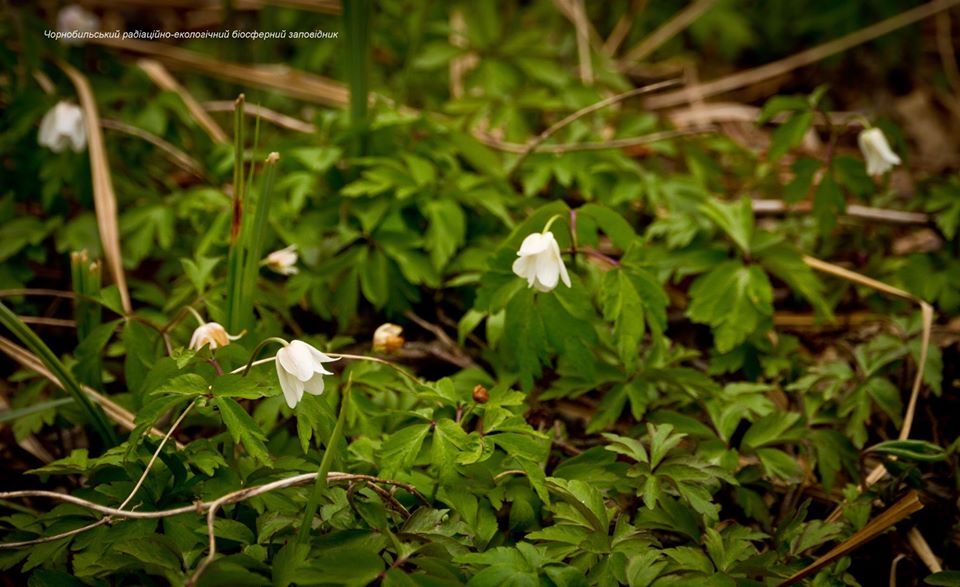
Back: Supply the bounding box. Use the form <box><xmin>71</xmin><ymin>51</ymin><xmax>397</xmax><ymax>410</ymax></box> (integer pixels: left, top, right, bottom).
<box><xmin>239</xmin><ymin>337</ymin><xmax>289</xmax><ymax>377</ymax></box>
<box><xmin>297</xmin><ymin>373</ymin><xmax>352</xmax><ymax>543</ymax></box>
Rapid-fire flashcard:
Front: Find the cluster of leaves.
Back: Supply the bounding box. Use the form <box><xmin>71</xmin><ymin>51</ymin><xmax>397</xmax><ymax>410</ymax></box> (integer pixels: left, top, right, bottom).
<box><xmin>1</xmin><ymin>1</ymin><xmax>959</xmax><ymax>586</ymax></box>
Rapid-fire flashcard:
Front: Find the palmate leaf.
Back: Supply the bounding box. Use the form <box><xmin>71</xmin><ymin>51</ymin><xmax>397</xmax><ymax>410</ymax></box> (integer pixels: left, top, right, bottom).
<box><xmin>686</xmin><ymin>260</ymin><xmax>773</xmax><ymax>353</ymax></box>
<box><xmin>213</xmin><ymin>397</ymin><xmax>271</xmax><ymax>465</ymax></box>
<box><xmin>599</xmin><ymin>266</ymin><xmax>667</xmax><ymax>370</ymax></box>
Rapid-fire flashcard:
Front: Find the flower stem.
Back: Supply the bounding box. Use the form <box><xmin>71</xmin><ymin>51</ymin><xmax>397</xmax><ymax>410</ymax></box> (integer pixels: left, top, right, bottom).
<box><xmin>239</xmin><ymin>337</ymin><xmax>288</xmax><ymax>377</ymax></box>
<box><xmin>297</xmin><ymin>373</ymin><xmax>352</xmax><ymax>544</ymax></box>
<box><xmin>185</xmin><ymin>306</ymin><xmax>206</xmax><ymax>328</ymax></box>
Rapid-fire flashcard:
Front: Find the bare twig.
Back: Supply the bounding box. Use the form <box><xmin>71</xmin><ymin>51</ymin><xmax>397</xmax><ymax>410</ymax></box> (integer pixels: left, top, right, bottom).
<box><xmin>621</xmin><ymin>0</ymin><xmax>718</xmax><ymax>64</ymax></box>
<box><xmin>936</xmin><ymin>11</ymin><xmax>960</xmax><ymax>95</ymax></box>
<box><xmin>478</xmin><ymin>125</ymin><xmax>715</xmax><ymax>154</ymax></box>
<box><xmin>100</xmin><ymin>118</ymin><xmax>205</xmax><ymax>177</ymax></box>
<box><xmin>506</xmin><ymin>78</ymin><xmax>681</xmax><ymax>175</ymax></box>
<box><xmin>644</xmin><ymin>0</ymin><xmax>960</xmax><ymax>109</ymax></box>
<box><xmin>752</xmin><ymin>199</ymin><xmax>930</xmax><ymax>224</ymax></box>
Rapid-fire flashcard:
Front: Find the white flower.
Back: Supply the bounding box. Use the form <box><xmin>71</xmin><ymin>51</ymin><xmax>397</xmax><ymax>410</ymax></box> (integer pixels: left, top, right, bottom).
<box><xmin>38</xmin><ymin>102</ymin><xmax>86</xmax><ymax>153</ymax></box>
<box><xmin>264</xmin><ymin>245</ymin><xmax>299</xmax><ymax>275</ymax></box>
<box><xmin>57</xmin><ymin>5</ymin><xmax>100</xmax><ymax>45</ymax></box>
<box><xmin>511</xmin><ymin>231</ymin><xmax>571</xmax><ymax>293</ymax></box>
<box><xmin>275</xmin><ymin>340</ymin><xmax>338</xmax><ymax>409</ymax></box>
<box><xmin>858</xmin><ymin>127</ymin><xmax>901</xmax><ymax>177</ymax></box>
<box><xmin>189</xmin><ymin>322</ymin><xmax>241</xmax><ymax>351</ymax></box>
<box><xmin>372</xmin><ymin>323</ymin><xmax>404</xmax><ymax>354</ymax></box>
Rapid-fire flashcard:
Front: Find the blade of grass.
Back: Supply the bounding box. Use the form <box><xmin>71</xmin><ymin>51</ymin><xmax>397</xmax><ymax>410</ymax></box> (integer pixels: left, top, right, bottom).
<box><xmin>0</xmin><ymin>303</ymin><xmax>117</xmax><ymax>447</ymax></box>
<box><xmin>298</xmin><ymin>373</ymin><xmax>352</xmax><ymax>544</ymax></box>
<box><xmin>344</xmin><ymin>0</ymin><xmax>372</xmax><ymax>156</ymax></box>
<box><xmin>0</xmin><ymin>398</ymin><xmax>74</xmax><ymax>423</ymax></box>
<box><xmin>237</xmin><ymin>152</ymin><xmax>280</xmax><ymax>330</ymax></box>
<box><xmin>225</xmin><ymin>95</ymin><xmax>246</xmax><ymax>332</ymax></box>
<box><xmin>60</xmin><ymin>61</ymin><xmax>132</xmax><ymax>314</ymax></box>
<box><xmin>0</xmin><ymin>335</ymin><xmax>180</xmax><ymax>447</ymax></box>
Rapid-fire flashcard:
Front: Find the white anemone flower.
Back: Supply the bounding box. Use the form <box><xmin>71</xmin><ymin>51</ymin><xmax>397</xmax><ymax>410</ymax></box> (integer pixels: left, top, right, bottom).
<box><xmin>275</xmin><ymin>340</ymin><xmax>338</xmax><ymax>409</ymax></box>
<box><xmin>38</xmin><ymin>102</ymin><xmax>86</xmax><ymax>153</ymax></box>
<box><xmin>264</xmin><ymin>245</ymin><xmax>299</xmax><ymax>275</ymax></box>
<box><xmin>57</xmin><ymin>5</ymin><xmax>100</xmax><ymax>45</ymax></box>
<box><xmin>189</xmin><ymin>322</ymin><xmax>241</xmax><ymax>351</ymax></box>
<box><xmin>858</xmin><ymin>127</ymin><xmax>901</xmax><ymax>177</ymax></box>
<box><xmin>511</xmin><ymin>231</ymin><xmax>571</xmax><ymax>293</ymax></box>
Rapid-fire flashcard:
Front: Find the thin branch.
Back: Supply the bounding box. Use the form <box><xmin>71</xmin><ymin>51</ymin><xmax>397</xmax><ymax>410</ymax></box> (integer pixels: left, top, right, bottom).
<box><xmin>752</xmin><ymin>199</ymin><xmax>930</xmax><ymax>224</ymax></box>
<box><xmin>478</xmin><ymin>125</ymin><xmax>715</xmax><ymax>154</ymax></box>
<box><xmin>621</xmin><ymin>0</ymin><xmax>718</xmax><ymax>64</ymax></box>
<box><xmin>506</xmin><ymin>78</ymin><xmax>681</xmax><ymax>175</ymax></box>
<box><xmin>100</xmin><ymin>118</ymin><xmax>205</xmax><ymax>178</ymax></box>
<box><xmin>17</xmin><ymin>317</ymin><xmax>75</xmax><ymax>328</ymax></box>
<box><xmin>119</xmin><ymin>400</ymin><xmax>197</xmax><ymax>510</ymax></box>
<box><xmin>644</xmin><ymin>0</ymin><xmax>960</xmax><ymax>109</ymax></box>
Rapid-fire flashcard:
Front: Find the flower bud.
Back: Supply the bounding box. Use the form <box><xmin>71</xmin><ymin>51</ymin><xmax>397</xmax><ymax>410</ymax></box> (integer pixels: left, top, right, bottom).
<box><xmin>38</xmin><ymin>102</ymin><xmax>86</xmax><ymax>153</ymax></box>
<box><xmin>472</xmin><ymin>384</ymin><xmax>489</xmax><ymax>404</ymax></box>
<box><xmin>264</xmin><ymin>245</ymin><xmax>299</xmax><ymax>275</ymax></box>
<box><xmin>372</xmin><ymin>323</ymin><xmax>404</xmax><ymax>354</ymax></box>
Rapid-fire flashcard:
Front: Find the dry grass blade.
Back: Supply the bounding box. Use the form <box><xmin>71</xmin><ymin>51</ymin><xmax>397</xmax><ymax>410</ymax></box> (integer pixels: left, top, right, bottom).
<box><xmin>101</xmin><ymin>118</ymin><xmax>205</xmax><ymax>177</ymax></box>
<box><xmin>203</xmin><ymin>101</ymin><xmax>316</xmax><ymax>133</ymax></box>
<box><xmin>644</xmin><ymin>0</ymin><xmax>960</xmax><ymax>109</ymax></box>
<box><xmin>59</xmin><ymin>62</ymin><xmax>132</xmax><ymax>314</ymax></box>
<box><xmin>0</xmin><ymin>336</ymin><xmax>180</xmax><ymax>448</ymax></box>
<box><xmin>621</xmin><ymin>0</ymin><xmax>718</xmax><ymax>64</ymax></box>
<box><xmin>137</xmin><ymin>59</ymin><xmax>227</xmax><ymax>144</ymax></box>
<box><xmin>753</xmin><ymin>200</ymin><xmax>930</xmax><ymax>224</ymax></box>
<box><xmin>802</xmin><ymin>255</ymin><xmax>934</xmax><ymax>520</ymax></box>
<box><xmin>93</xmin><ymin>39</ymin><xmax>348</xmax><ymax>107</ymax></box>
<box><xmin>907</xmin><ymin>527</ymin><xmax>943</xmax><ymax>572</ymax></box>
<box><xmin>777</xmin><ymin>491</ymin><xmax>923</xmax><ymax>586</ymax></box>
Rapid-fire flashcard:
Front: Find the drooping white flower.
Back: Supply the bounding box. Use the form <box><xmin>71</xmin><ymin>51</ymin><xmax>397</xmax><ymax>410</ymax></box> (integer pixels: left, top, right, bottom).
<box><xmin>372</xmin><ymin>323</ymin><xmax>404</xmax><ymax>354</ymax></box>
<box><xmin>275</xmin><ymin>340</ymin><xmax>338</xmax><ymax>409</ymax></box>
<box><xmin>57</xmin><ymin>5</ymin><xmax>100</xmax><ymax>45</ymax></box>
<box><xmin>189</xmin><ymin>322</ymin><xmax>241</xmax><ymax>351</ymax></box>
<box><xmin>264</xmin><ymin>245</ymin><xmax>299</xmax><ymax>275</ymax></box>
<box><xmin>858</xmin><ymin>127</ymin><xmax>901</xmax><ymax>177</ymax></box>
<box><xmin>511</xmin><ymin>231</ymin><xmax>571</xmax><ymax>293</ymax></box>
<box><xmin>38</xmin><ymin>102</ymin><xmax>86</xmax><ymax>153</ymax></box>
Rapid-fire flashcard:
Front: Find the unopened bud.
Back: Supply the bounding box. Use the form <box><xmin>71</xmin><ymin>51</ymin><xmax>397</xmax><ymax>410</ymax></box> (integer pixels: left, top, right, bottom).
<box><xmin>372</xmin><ymin>323</ymin><xmax>404</xmax><ymax>354</ymax></box>
<box><xmin>472</xmin><ymin>384</ymin><xmax>489</xmax><ymax>404</ymax></box>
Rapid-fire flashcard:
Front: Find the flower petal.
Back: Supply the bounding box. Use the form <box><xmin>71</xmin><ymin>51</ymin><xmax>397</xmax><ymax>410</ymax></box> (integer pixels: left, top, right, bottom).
<box><xmin>534</xmin><ymin>249</ymin><xmax>560</xmax><ymax>290</ymax></box>
<box><xmin>302</xmin><ymin>373</ymin><xmax>326</xmax><ymax>396</ymax></box>
<box><xmin>277</xmin><ymin>358</ymin><xmax>305</xmax><ymax>408</ymax></box>
<box><xmin>517</xmin><ymin>232</ymin><xmax>549</xmax><ymax>256</ymax></box>
<box><xmin>277</xmin><ymin>341</ymin><xmax>314</xmax><ymax>381</ymax></box>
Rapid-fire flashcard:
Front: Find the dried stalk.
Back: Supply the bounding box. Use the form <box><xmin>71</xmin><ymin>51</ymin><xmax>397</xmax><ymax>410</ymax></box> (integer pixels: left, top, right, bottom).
<box><xmin>137</xmin><ymin>59</ymin><xmax>227</xmax><ymax>144</ymax></box>
<box><xmin>621</xmin><ymin>0</ymin><xmax>718</xmax><ymax>64</ymax></box>
<box><xmin>644</xmin><ymin>0</ymin><xmax>960</xmax><ymax>109</ymax></box>
<box><xmin>59</xmin><ymin>62</ymin><xmax>132</xmax><ymax>314</ymax></box>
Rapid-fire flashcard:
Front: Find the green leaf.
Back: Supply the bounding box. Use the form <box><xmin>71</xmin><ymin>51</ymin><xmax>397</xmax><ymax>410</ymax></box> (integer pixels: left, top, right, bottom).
<box><xmin>687</xmin><ymin>261</ymin><xmax>773</xmax><ymax>353</ymax></box>
<box><xmin>424</xmin><ymin>199</ymin><xmax>467</xmax><ymax>270</ymax></box>
<box><xmin>768</xmin><ymin>111</ymin><xmax>813</xmax><ymax>162</ymax></box>
<box><xmin>699</xmin><ymin>197</ymin><xmax>754</xmax><ymax>254</ymax></box>
<box><xmin>381</xmin><ymin>422</ymin><xmax>431</xmax><ymax>473</ymax></box>
<box><xmin>865</xmin><ymin>439</ymin><xmax>946</xmax><ymax>462</ymax></box>
<box><xmin>741</xmin><ymin>412</ymin><xmax>801</xmax><ymax>449</ymax></box>
<box><xmin>214</xmin><ymin>397</ymin><xmax>271</xmax><ymax>465</ymax></box>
